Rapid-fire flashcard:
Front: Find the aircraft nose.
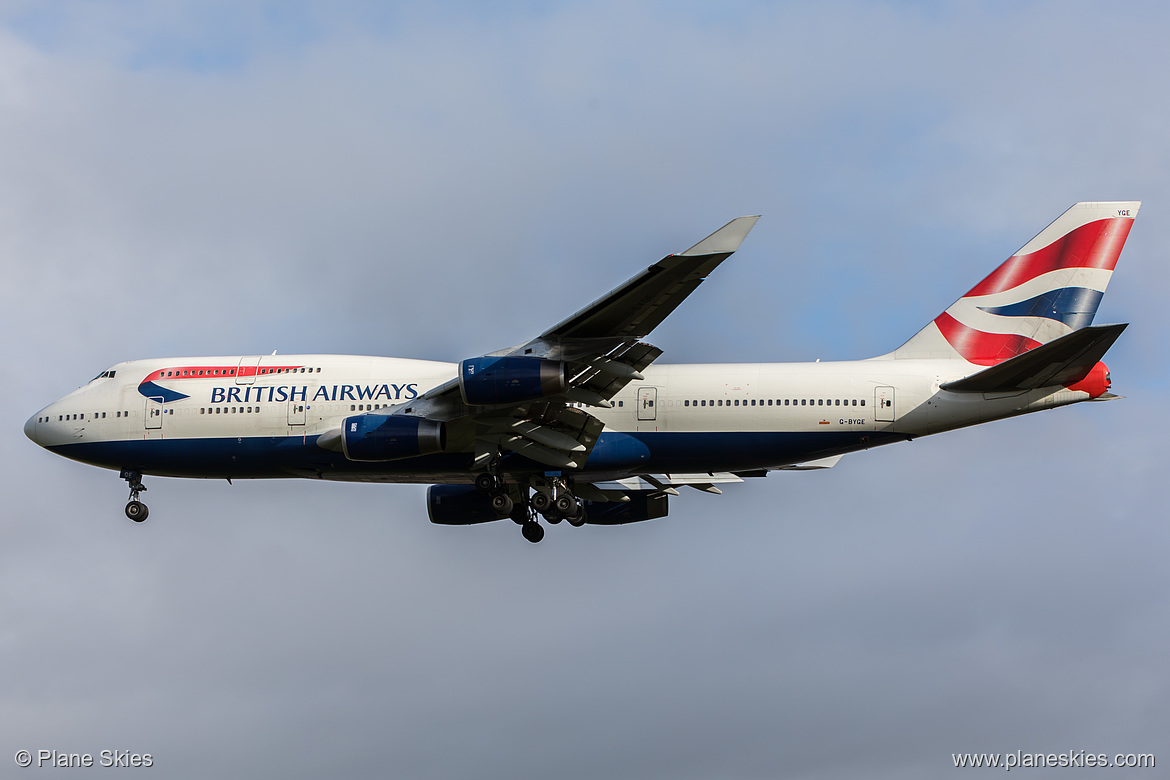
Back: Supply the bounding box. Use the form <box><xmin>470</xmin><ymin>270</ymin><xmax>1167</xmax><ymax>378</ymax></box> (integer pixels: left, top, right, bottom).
<box><xmin>24</xmin><ymin>412</ymin><xmax>41</xmax><ymax>445</ymax></box>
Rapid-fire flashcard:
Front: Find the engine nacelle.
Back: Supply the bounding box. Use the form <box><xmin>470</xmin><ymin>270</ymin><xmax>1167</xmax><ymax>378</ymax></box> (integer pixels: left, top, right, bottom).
<box><xmin>427</xmin><ymin>485</ymin><xmax>499</xmax><ymax>525</ymax></box>
<box><xmin>342</xmin><ymin>415</ymin><xmax>445</xmax><ymax>462</ymax></box>
<box><xmin>459</xmin><ymin>356</ymin><xmax>567</xmax><ymax>406</ymax></box>
<box><xmin>581</xmin><ymin>493</ymin><xmax>669</xmax><ymax>525</ymax></box>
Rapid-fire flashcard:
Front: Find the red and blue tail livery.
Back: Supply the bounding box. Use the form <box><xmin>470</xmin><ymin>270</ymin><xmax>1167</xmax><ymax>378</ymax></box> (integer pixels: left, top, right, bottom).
<box><xmin>25</xmin><ymin>204</ymin><xmax>1138</xmax><ymax>542</ymax></box>
<box><xmin>895</xmin><ymin>202</ymin><xmax>1137</xmax><ymax>365</ymax></box>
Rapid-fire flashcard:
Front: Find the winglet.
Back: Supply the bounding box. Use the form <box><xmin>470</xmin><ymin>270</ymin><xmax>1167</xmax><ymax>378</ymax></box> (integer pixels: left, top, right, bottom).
<box><xmin>678</xmin><ymin>215</ymin><xmax>761</xmax><ymax>256</ymax></box>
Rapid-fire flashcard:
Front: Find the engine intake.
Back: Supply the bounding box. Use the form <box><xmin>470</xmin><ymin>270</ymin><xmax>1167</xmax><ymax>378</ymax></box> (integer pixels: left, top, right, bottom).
<box><xmin>342</xmin><ymin>415</ymin><xmax>445</xmax><ymax>462</ymax></box>
<box><xmin>459</xmin><ymin>356</ymin><xmax>567</xmax><ymax>406</ymax></box>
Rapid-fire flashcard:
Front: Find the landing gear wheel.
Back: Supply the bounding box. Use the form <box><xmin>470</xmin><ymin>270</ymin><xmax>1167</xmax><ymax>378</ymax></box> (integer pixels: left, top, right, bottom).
<box><xmin>125</xmin><ymin>501</ymin><xmax>149</xmax><ymax>522</ymax></box>
<box><xmin>554</xmin><ymin>494</ymin><xmax>576</xmax><ymax>515</ymax></box>
<box><xmin>545</xmin><ymin>512</ymin><xmax>562</xmax><ymax>525</ymax></box>
<box><xmin>475</xmin><ymin>473</ymin><xmax>498</xmax><ymax>494</ymax></box>
<box><xmin>567</xmin><ymin>504</ymin><xmax>587</xmax><ymax>527</ymax></box>
<box><xmin>490</xmin><ymin>493</ymin><xmax>514</xmax><ymax>516</ymax></box>
<box><xmin>521</xmin><ymin>521</ymin><xmax>545</xmax><ymax>543</ymax></box>
<box><xmin>530</xmin><ymin>491</ymin><xmax>552</xmax><ymax>513</ymax></box>
<box><xmin>120</xmin><ymin>469</ymin><xmax>149</xmax><ymax>522</ymax></box>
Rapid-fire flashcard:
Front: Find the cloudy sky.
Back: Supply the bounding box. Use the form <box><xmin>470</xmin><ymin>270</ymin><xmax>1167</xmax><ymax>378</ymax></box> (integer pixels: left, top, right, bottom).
<box><xmin>3</xmin><ymin>1</ymin><xmax>1168</xmax><ymax>777</ymax></box>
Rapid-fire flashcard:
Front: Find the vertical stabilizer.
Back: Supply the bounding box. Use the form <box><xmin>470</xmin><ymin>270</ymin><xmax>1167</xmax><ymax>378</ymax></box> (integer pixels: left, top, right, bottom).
<box><xmin>888</xmin><ymin>202</ymin><xmax>1139</xmax><ymax>363</ymax></box>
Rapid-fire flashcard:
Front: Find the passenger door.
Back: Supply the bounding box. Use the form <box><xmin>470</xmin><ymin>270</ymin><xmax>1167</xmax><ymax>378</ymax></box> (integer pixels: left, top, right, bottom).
<box><xmin>144</xmin><ymin>397</ymin><xmax>164</xmax><ymax>430</ymax></box>
<box><xmin>874</xmin><ymin>386</ymin><xmax>895</xmax><ymax>422</ymax></box>
<box><xmin>287</xmin><ymin>400</ymin><xmax>306</xmax><ymax>426</ymax></box>
<box><xmin>637</xmin><ymin>387</ymin><xmax>657</xmax><ymax>421</ymax></box>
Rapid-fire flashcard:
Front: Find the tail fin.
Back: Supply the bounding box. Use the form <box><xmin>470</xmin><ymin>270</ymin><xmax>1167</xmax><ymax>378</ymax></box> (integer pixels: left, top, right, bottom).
<box><xmin>890</xmin><ymin>202</ymin><xmax>1139</xmax><ymax>363</ymax></box>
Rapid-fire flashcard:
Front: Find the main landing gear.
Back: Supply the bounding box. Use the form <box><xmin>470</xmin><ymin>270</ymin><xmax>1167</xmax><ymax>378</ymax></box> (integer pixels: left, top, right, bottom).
<box><xmin>475</xmin><ymin>471</ymin><xmax>587</xmax><ymax>543</ymax></box>
<box><xmin>121</xmin><ymin>469</ymin><xmax>149</xmax><ymax>522</ymax></box>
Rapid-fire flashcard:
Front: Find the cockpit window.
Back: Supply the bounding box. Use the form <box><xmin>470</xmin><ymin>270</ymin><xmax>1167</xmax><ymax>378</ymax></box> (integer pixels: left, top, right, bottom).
<box><xmin>90</xmin><ymin>369</ymin><xmax>118</xmax><ymax>382</ymax></box>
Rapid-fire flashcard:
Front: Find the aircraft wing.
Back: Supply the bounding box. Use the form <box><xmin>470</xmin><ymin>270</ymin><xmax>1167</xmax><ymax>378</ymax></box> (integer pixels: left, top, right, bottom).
<box><xmin>540</xmin><ymin>215</ymin><xmax>761</xmax><ymax>342</ymax></box>
<box><xmin>386</xmin><ymin>216</ymin><xmax>760</xmax><ymax>470</ymax></box>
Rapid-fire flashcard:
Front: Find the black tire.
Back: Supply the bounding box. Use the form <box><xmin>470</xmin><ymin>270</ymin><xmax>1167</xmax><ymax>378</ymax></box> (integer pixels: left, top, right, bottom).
<box><xmin>554</xmin><ymin>494</ymin><xmax>575</xmax><ymax>515</ymax></box>
<box><xmin>521</xmin><ymin>521</ymin><xmax>545</xmax><ymax>543</ymax></box>
<box><xmin>530</xmin><ymin>491</ymin><xmax>552</xmax><ymax>513</ymax></box>
<box><xmin>125</xmin><ymin>501</ymin><xmax>149</xmax><ymax>523</ymax></box>
<box><xmin>510</xmin><ymin>506</ymin><xmax>529</xmax><ymax>525</ymax></box>
<box><xmin>567</xmin><ymin>503</ymin><xmax>587</xmax><ymax>527</ymax></box>
<box><xmin>490</xmin><ymin>493</ymin><xmax>514</xmax><ymax>516</ymax></box>
<box><xmin>475</xmin><ymin>473</ymin><xmax>497</xmax><ymax>494</ymax></box>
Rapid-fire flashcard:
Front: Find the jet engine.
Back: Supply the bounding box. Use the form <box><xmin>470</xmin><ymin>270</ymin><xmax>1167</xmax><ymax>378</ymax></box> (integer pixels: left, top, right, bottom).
<box><xmin>459</xmin><ymin>356</ymin><xmax>567</xmax><ymax>405</ymax></box>
<box><xmin>342</xmin><ymin>415</ymin><xmax>445</xmax><ymax>462</ymax></box>
<box><xmin>427</xmin><ymin>484</ymin><xmax>499</xmax><ymax>525</ymax></box>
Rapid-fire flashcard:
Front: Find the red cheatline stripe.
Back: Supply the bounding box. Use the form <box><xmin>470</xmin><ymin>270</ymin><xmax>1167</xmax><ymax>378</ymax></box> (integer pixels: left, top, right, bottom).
<box><xmin>963</xmin><ymin>217</ymin><xmax>1133</xmax><ymax>297</ymax></box>
<box><xmin>142</xmin><ymin>365</ymin><xmax>304</xmax><ymax>382</ymax></box>
<box><xmin>934</xmin><ymin>312</ymin><xmax>1040</xmax><ymax>366</ymax></box>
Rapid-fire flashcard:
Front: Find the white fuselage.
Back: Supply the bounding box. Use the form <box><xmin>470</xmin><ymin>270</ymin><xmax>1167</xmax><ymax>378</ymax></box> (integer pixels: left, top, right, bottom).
<box><xmin>25</xmin><ymin>353</ymin><xmax>1093</xmax><ymax>483</ymax></box>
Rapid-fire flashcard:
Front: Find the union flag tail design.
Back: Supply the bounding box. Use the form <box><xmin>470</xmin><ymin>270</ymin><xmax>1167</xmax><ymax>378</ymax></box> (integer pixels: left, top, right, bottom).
<box><xmin>891</xmin><ymin>202</ymin><xmax>1139</xmax><ymax>364</ymax></box>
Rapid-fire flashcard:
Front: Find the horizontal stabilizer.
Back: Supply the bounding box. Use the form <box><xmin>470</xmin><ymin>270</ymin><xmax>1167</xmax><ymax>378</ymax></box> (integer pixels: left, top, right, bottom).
<box><xmin>940</xmin><ymin>323</ymin><xmax>1127</xmax><ymax>393</ymax></box>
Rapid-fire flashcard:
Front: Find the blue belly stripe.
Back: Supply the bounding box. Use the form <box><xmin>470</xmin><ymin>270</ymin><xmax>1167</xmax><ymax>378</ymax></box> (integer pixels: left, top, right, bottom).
<box><xmin>48</xmin><ymin>430</ymin><xmax>905</xmax><ymax>481</ymax></box>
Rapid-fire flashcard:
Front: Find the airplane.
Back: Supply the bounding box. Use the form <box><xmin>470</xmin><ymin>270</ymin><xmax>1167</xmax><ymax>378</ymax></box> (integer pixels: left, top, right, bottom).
<box><xmin>24</xmin><ymin>201</ymin><xmax>1138</xmax><ymax>543</ymax></box>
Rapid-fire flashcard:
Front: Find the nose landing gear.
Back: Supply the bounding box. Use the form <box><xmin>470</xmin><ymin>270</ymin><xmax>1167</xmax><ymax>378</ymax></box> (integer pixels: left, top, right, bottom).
<box><xmin>121</xmin><ymin>469</ymin><xmax>149</xmax><ymax>523</ymax></box>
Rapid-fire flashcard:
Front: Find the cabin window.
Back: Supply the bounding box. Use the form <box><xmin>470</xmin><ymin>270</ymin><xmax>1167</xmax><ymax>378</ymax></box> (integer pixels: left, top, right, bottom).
<box><xmin>861</xmin><ymin>400</ymin><xmax>865</xmax><ymax>406</ymax></box>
